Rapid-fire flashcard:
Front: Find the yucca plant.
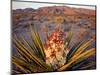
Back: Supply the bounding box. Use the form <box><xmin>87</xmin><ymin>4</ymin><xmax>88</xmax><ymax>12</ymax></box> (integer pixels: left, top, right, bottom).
<box><xmin>12</xmin><ymin>25</ymin><xmax>96</xmax><ymax>74</ymax></box>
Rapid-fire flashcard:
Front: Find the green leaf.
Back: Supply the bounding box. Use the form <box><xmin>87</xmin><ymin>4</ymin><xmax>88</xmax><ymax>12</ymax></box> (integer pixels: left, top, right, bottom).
<box><xmin>67</xmin><ymin>40</ymin><xmax>85</xmax><ymax>60</ymax></box>
<box><xmin>13</xmin><ymin>34</ymin><xmax>52</xmax><ymax>71</ymax></box>
<box><xmin>30</xmin><ymin>25</ymin><xmax>45</xmax><ymax>60</ymax></box>
<box><xmin>70</xmin><ymin>39</ymin><xmax>94</xmax><ymax>60</ymax></box>
<box><xmin>57</xmin><ymin>48</ymin><xmax>95</xmax><ymax>71</ymax></box>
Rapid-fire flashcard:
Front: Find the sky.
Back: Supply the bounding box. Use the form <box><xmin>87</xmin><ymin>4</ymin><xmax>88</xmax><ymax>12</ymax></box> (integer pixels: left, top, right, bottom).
<box><xmin>12</xmin><ymin>0</ymin><xmax>96</xmax><ymax>10</ymax></box>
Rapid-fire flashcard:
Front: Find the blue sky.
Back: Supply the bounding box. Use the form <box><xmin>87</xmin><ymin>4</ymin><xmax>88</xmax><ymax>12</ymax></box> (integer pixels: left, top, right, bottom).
<box><xmin>12</xmin><ymin>0</ymin><xmax>96</xmax><ymax>10</ymax></box>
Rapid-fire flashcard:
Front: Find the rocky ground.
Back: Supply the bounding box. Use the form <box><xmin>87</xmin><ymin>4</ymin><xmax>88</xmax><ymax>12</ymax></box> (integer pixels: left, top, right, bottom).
<box><xmin>12</xmin><ymin>6</ymin><xmax>96</xmax><ymax>48</ymax></box>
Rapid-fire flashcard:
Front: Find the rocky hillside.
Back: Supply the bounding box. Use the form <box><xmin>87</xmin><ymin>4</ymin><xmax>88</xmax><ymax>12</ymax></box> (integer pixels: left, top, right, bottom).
<box><xmin>12</xmin><ymin>6</ymin><xmax>96</xmax><ymax>48</ymax></box>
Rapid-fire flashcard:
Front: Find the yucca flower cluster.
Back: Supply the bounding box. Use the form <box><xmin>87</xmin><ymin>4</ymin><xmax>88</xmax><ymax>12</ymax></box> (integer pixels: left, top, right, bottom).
<box><xmin>12</xmin><ymin>25</ymin><xmax>95</xmax><ymax>74</ymax></box>
<box><xmin>44</xmin><ymin>28</ymin><xmax>69</xmax><ymax>69</ymax></box>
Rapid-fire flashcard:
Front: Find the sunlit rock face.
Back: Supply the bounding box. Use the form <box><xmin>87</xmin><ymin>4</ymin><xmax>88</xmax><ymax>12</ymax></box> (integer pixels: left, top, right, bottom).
<box><xmin>44</xmin><ymin>28</ymin><xmax>69</xmax><ymax>69</ymax></box>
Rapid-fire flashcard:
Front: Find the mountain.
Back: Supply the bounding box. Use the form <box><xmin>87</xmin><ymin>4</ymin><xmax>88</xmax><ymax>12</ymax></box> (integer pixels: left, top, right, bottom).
<box><xmin>12</xmin><ymin>6</ymin><xmax>96</xmax><ymax>47</ymax></box>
